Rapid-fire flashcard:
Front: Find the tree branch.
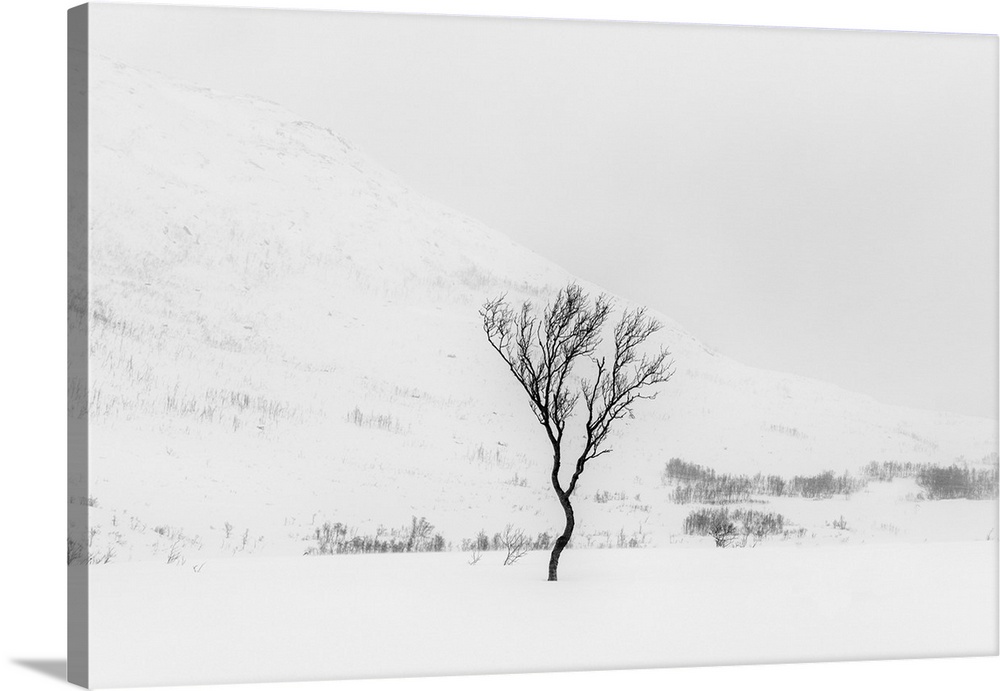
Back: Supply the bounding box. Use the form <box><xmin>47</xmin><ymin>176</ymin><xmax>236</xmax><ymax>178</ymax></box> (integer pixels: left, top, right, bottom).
<box><xmin>482</xmin><ymin>286</ymin><xmax>673</xmax><ymax>498</ymax></box>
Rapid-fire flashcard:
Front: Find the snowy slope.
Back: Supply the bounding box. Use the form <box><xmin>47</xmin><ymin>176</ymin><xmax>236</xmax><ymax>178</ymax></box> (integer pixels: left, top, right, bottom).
<box><xmin>81</xmin><ymin>54</ymin><xmax>997</xmax><ymax>561</ymax></box>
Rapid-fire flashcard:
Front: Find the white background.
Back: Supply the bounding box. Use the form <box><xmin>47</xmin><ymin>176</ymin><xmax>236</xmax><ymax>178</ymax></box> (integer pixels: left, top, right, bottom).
<box><xmin>1</xmin><ymin>1</ymin><xmax>997</xmax><ymax>690</ymax></box>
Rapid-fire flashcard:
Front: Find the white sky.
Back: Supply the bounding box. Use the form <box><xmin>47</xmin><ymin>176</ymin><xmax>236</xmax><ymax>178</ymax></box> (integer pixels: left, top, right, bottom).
<box><xmin>90</xmin><ymin>3</ymin><xmax>998</xmax><ymax>419</ymax></box>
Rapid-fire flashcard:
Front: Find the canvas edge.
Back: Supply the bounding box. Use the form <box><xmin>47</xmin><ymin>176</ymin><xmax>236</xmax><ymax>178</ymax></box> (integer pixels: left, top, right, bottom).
<box><xmin>68</xmin><ymin>3</ymin><xmax>90</xmax><ymax>688</ymax></box>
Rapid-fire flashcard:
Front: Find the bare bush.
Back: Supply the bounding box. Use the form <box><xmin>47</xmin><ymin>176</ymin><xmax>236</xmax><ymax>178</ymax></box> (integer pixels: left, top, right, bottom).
<box><xmin>500</xmin><ymin>525</ymin><xmax>530</xmax><ymax>566</ymax></box>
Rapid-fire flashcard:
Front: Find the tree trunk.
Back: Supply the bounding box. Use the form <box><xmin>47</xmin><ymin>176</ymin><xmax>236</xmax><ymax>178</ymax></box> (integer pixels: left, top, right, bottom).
<box><xmin>547</xmin><ymin>494</ymin><xmax>574</xmax><ymax>581</ymax></box>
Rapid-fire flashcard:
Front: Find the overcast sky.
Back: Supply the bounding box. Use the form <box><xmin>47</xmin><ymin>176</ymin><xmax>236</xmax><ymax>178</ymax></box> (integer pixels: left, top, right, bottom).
<box><xmin>91</xmin><ymin>3</ymin><xmax>998</xmax><ymax>419</ymax></box>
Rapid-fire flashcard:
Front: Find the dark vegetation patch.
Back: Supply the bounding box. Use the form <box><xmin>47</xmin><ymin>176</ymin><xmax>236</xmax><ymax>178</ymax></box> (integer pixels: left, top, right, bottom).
<box><xmin>682</xmin><ymin>507</ymin><xmax>789</xmax><ymax>547</ymax></box>
<box><xmin>664</xmin><ymin>456</ymin><xmax>998</xmax><ymax>506</ymax></box>
<box><xmin>661</xmin><ymin>458</ymin><xmax>863</xmax><ymax>503</ymax></box>
<box><xmin>305</xmin><ymin>516</ymin><xmax>446</xmax><ymax>555</ymax></box>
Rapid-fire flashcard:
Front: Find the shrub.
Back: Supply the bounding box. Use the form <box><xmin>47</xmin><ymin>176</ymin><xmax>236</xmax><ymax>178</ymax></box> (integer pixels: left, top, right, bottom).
<box><xmin>468</xmin><ymin>529</ymin><xmax>490</xmax><ymax>552</ymax></box>
<box><xmin>500</xmin><ymin>525</ymin><xmax>529</xmax><ymax>566</ymax></box>
<box><xmin>737</xmin><ymin>509</ymin><xmax>785</xmax><ymax>539</ymax></box>
<box><xmin>533</xmin><ymin>532</ymin><xmax>552</xmax><ymax>550</ymax></box>
<box><xmin>683</xmin><ymin>508</ymin><xmax>737</xmax><ymax>547</ymax></box>
<box><xmin>916</xmin><ymin>464</ymin><xmax>998</xmax><ymax>500</ymax></box>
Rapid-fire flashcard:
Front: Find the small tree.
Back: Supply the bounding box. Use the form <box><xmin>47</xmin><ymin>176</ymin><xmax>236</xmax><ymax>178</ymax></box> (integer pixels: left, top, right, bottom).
<box><xmin>481</xmin><ymin>283</ymin><xmax>673</xmax><ymax>581</ymax></box>
<box><xmin>500</xmin><ymin>525</ymin><xmax>530</xmax><ymax>566</ymax></box>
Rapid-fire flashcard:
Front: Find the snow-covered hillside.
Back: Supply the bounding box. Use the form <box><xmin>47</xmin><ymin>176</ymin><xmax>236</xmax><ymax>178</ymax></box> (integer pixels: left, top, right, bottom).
<box><xmin>78</xmin><ymin>54</ymin><xmax>997</xmax><ymax>563</ymax></box>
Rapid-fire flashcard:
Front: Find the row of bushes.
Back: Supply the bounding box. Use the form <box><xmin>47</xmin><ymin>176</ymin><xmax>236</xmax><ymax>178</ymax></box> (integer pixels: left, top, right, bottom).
<box><xmin>666</xmin><ymin>457</ymin><xmax>998</xmax><ymax>503</ymax></box>
<box><xmin>662</xmin><ymin>459</ymin><xmax>865</xmax><ymax>503</ymax></box>
<box><xmin>462</xmin><ymin>525</ymin><xmax>543</xmax><ymax>566</ymax></box>
<box><xmin>862</xmin><ymin>459</ymin><xmax>998</xmax><ymax>500</ymax></box>
<box><xmin>662</xmin><ymin>458</ymin><xmax>787</xmax><ymax>503</ymax></box>
<box><xmin>573</xmin><ymin>526</ymin><xmax>651</xmax><ymax>549</ymax></box>
<box><xmin>682</xmin><ymin>507</ymin><xmax>787</xmax><ymax>547</ymax></box>
<box><xmin>306</xmin><ymin>519</ymin><xmax>559</xmax><ymax>560</ymax></box>
<box><xmin>460</xmin><ymin>528</ymin><xmax>553</xmax><ymax>553</ymax></box>
<box><xmin>788</xmin><ymin>471</ymin><xmax>866</xmax><ymax>499</ymax></box>
<box><xmin>306</xmin><ymin>518</ymin><xmax>657</xmax><ymax>560</ymax></box>
<box><xmin>593</xmin><ymin>490</ymin><xmax>633</xmax><ymax>503</ymax></box>
<box><xmin>305</xmin><ymin>516</ymin><xmax>446</xmax><ymax>555</ymax></box>
<box><xmin>861</xmin><ymin>460</ymin><xmax>927</xmax><ymax>482</ymax></box>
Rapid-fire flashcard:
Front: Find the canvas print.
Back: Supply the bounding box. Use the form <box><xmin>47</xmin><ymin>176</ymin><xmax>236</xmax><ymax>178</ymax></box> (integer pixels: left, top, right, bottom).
<box><xmin>68</xmin><ymin>3</ymin><xmax>999</xmax><ymax>688</ymax></box>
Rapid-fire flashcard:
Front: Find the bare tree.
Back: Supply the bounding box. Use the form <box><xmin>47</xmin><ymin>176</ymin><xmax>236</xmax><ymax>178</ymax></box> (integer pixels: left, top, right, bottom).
<box><xmin>481</xmin><ymin>283</ymin><xmax>673</xmax><ymax>581</ymax></box>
